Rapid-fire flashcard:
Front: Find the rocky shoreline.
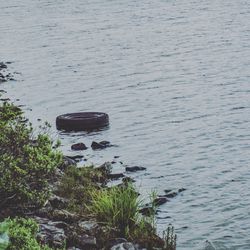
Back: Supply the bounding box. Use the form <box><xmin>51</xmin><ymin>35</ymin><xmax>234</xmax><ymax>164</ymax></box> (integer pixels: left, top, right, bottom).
<box><xmin>0</xmin><ymin>62</ymin><xmax>177</xmax><ymax>250</ymax></box>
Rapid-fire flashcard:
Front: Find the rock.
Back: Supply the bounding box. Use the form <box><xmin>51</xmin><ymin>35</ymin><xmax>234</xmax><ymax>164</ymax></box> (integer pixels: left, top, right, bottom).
<box><xmin>60</xmin><ymin>156</ymin><xmax>76</xmax><ymax>170</ymax></box>
<box><xmin>91</xmin><ymin>141</ymin><xmax>106</xmax><ymax>150</ymax></box>
<box><xmin>122</xmin><ymin>177</ymin><xmax>135</xmax><ymax>183</ymax></box>
<box><xmin>164</xmin><ymin>189</ymin><xmax>172</xmax><ymax>194</ymax></box>
<box><xmin>96</xmin><ymin>162</ymin><xmax>112</xmax><ymax>175</ymax></box>
<box><xmin>164</xmin><ymin>192</ymin><xmax>178</xmax><ymax>198</ymax></box>
<box><xmin>99</xmin><ymin>140</ymin><xmax>111</xmax><ymax>146</ymax></box>
<box><xmin>107</xmin><ymin>238</ymin><xmax>127</xmax><ymax>248</ymax></box>
<box><xmin>66</xmin><ymin>155</ymin><xmax>84</xmax><ymax>162</ymax></box>
<box><xmin>153</xmin><ymin>197</ymin><xmax>169</xmax><ymax>206</ymax></box>
<box><xmin>49</xmin><ymin>195</ymin><xmax>69</xmax><ymax>210</ymax></box>
<box><xmin>139</xmin><ymin>206</ymin><xmax>155</xmax><ymax>216</ymax></box>
<box><xmin>91</xmin><ymin>141</ymin><xmax>113</xmax><ymax>150</ymax></box>
<box><xmin>125</xmin><ymin>166</ymin><xmax>146</xmax><ymax>172</ymax></box>
<box><xmin>0</xmin><ymin>62</ymin><xmax>7</xmax><ymax>69</ymax></box>
<box><xmin>78</xmin><ymin>221</ymin><xmax>99</xmax><ymax>235</ymax></box>
<box><xmin>35</xmin><ymin>217</ymin><xmax>67</xmax><ymax>249</ymax></box>
<box><xmin>91</xmin><ymin>141</ymin><xmax>107</xmax><ymax>150</ymax></box>
<box><xmin>74</xmin><ymin>234</ymin><xmax>97</xmax><ymax>248</ymax></box>
<box><xmin>178</xmin><ymin>188</ymin><xmax>186</xmax><ymax>193</ymax></box>
<box><xmin>111</xmin><ymin>242</ymin><xmax>138</xmax><ymax>250</ymax></box>
<box><xmin>51</xmin><ymin>209</ymin><xmax>79</xmax><ymax>223</ymax></box>
<box><xmin>108</xmin><ymin>173</ymin><xmax>125</xmax><ymax>180</ymax></box>
<box><xmin>71</xmin><ymin>143</ymin><xmax>87</xmax><ymax>151</ymax></box>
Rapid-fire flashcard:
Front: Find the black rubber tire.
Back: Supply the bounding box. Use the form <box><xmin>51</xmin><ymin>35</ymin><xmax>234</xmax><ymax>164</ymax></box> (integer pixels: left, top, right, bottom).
<box><xmin>56</xmin><ymin>112</ymin><xmax>109</xmax><ymax>131</ymax></box>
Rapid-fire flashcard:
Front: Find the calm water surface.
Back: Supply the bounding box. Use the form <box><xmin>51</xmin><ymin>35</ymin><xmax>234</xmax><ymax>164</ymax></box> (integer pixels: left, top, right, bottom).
<box><xmin>1</xmin><ymin>0</ymin><xmax>250</xmax><ymax>249</ymax></box>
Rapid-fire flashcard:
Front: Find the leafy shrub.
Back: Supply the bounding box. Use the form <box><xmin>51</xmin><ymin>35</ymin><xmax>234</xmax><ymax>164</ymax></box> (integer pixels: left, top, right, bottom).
<box><xmin>0</xmin><ymin>101</ymin><xmax>63</xmax><ymax>207</ymax></box>
<box><xmin>0</xmin><ymin>217</ymin><xmax>52</xmax><ymax>250</ymax></box>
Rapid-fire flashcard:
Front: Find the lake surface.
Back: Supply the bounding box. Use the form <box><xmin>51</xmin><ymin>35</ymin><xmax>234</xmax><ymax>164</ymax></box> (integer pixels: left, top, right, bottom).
<box><xmin>1</xmin><ymin>0</ymin><xmax>250</xmax><ymax>249</ymax></box>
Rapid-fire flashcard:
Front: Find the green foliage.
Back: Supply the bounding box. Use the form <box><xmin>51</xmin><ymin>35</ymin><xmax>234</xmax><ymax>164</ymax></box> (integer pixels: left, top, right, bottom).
<box><xmin>0</xmin><ymin>217</ymin><xmax>52</xmax><ymax>250</ymax></box>
<box><xmin>0</xmin><ymin>101</ymin><xmax>63</xmax><ymax>207</ymax></box>
<box><xmin>56</xmin><ymin>165</ymin><xmax>110</xmax><ymax>214</ymax></box>
<box><xmin>89</xmin><ymin>184</ymin><xmax>140</xmax><ymax>236</ymax></box>
<box><xmin>0</xmin><ymin>221</ymin><xmax>9</xmax><ymax>250</ymax></box>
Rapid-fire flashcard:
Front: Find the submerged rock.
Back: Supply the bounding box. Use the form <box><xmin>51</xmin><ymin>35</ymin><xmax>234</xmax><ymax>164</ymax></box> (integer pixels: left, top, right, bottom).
<box><xmin>125</xmin><ymin>166</ymin><xmax>146</xmax><ymax>172</ymax></box>
<box><xmin>153</xmin><ymin>197</ymin><xmax>169</xmax><ymax>206</ymax></box>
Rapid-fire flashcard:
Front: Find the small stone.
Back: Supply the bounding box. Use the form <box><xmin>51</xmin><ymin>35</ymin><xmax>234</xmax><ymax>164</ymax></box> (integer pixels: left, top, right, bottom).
<box><xmin>76</xmin><ymin>234</ymin><xmax>97</xmax><ymax>248</ymax></box>
<box><xmin>108</xmin><ymin>173</ymin><xmax>125</xmax><ymax>180</ymax></box>
<box><xmin>164</xmin><ymin>189</ymin><xmax>172</xmax><ymax>194</ymax></box>
<box><xmin>122</xmin><ymin>177</ymin><xmax>135</xmax><ymax>183</ymax></box>
<box><xmin>91</xmin><ymin>141</ymin><xmax>106</xmax><ymax>150</ymax></box>
<box><xmin>99</xmin><ymin>140</ymin><xmax>110</xmax><ymax>146</ymax></box>
<box><xmin>78</xmin><ymin>221</ymin><xmax>99</xmax><ymax>235</ymax></box>
<box><xmin>139</xmin><ymin>206</ymin><xmax>154</xmax><ymax>216</ymax></box>
<box><xmin>178</xmin><ymin>188</ymin><xmax>186</xmax><ymax>193</ymax></box>
<box><xmin>49</xmin><ymin>195</ymin><xmax>69</xmax><ymax>209</ymax></box>
<box><xmin>59</xmin><ymin>156</ymin><xmax>76</xmax><ymax>170</ymax></box>
<box><xmin>125</xmin><ymin>166</ymin><xmax>146</xmax><ymax>172</ymax></box>
<box><xmin>71</xmin><ymin>143</ymin><xmax>87</xmax><ymax>151</ymax></box>
<box><xmin>164</xmin><ymin>192</ymin><xmax>178</xmax><ymax>198</ymax></box>
<box><xmin>153</xmin><ymin>197</ymin><xmax>169</xmax><ymax>206</ymax></box>
<box><xmin>111</xmin><ymin>242</ymin><xmax>138</xmax><ymax>250</ymax></box>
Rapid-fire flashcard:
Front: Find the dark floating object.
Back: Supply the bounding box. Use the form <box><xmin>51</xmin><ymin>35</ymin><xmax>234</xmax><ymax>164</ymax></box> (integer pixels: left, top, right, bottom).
<box><xmin>125</xmin><ymin>166</ymin><xmax>146</xmax><ymax>172</ymax></box>
<box><xmin>71</xmin><ymin>143</ymin><xmax>87</xmax><ymax>151</ymax></box>
<box><xmin>56</xmin><ymin>112</ymin><xmax>109</xmax><ymax>131</ymax></box>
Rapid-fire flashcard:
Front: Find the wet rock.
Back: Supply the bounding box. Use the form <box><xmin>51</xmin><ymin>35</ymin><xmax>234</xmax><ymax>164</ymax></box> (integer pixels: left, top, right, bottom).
<box><xmin>122</xmin><ymin>177</ymin><xmax>135</xmax><ymax>183</ymax></box>
<box><xmin>91</xmin><ymin>141</ymin><xmax>113</xmax><ymax>150</ymax></box>
<box><xmin>108</xmin><ymin>173</ymin><xmax>125</xmax><ymax>180</ymax></box>
<box><xmin>71</xmin><ymin>143</ymin><xmax>87</xmax><ymax>151</ymax></box>
<box><xmin>178</xmin><ymin>188</ymin><xmax>186</xmax><ymax>193</ymax></box>
<box><xmin>111</xmin><ymin>242</ymin><xmax>138</xmax><ymax>250</ymax></box>
<box><xmin>35</xmin><ymin>217</ymin><xmax>67</xmax><ymax>249</ymax></box>
<box><xmin>164</xmin><ymin>189</ymin><xmax>172</xmax><ymax>194</ymax></box>
<box><xmin>99</xmin><ymin>140</ymin><xmax>111</xmax><ymax>146</ymax></box>
<box><xmin>0</xmin><ymin>62</ymin><xmax>7</xmax><ymax>69</ymax></box>
<box><xmin>96</xmin><ymin>162</ymin><xmax>112</xmax><ymax>175</ymax></box>
<box><xmin>139</xmin><ymin>206</ymin><xmax>155</xmax><ymax>216</ymax></box>
<box><xmin>49</xmin><ymin>195</ymin><xmax>69</xmax><ymax>210</ymax></box>
<box><xmin>125</xmin><ymin>166</ymin><xmax>146</xmax><ymax>172</ymax></box>
<box><xmin>60</xmin><ymin>156</ymin><xmax>76</xmax><ymax>170</ymax></box>
<box><xmin>91</xmin><ymin>141</ymin><xmax>106</xmax><ymax>150</ymax></box>
<box><xmin>164</xmin><ymin>192</ymin><xmax>178</xmax><ymax>198</ymax></box>
<box><xmin>153</xmin><ymin>197</ymin><xmax>169</xmax><ymax>206</ymax></box>
<box><xmin>66</xmin><ymin>155</ymin><xmax>84</xmax><ymax>162</ymax></box>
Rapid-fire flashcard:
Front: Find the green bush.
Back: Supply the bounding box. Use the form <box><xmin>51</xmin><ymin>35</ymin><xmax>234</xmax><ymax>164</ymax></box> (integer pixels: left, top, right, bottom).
<box><xmin>89</xmin><ymin>184</ymin><xmax>140</xmax><ymax>236</ymax></box>
<box><xmin>0</xmin><ymin>217</ymin><xmax>52</xmax><ymax>250</ymax></box>
<box><xmin>0</xmin><ymin>101</ymin><xmax>63</xmax><ymax>207</ymax></box>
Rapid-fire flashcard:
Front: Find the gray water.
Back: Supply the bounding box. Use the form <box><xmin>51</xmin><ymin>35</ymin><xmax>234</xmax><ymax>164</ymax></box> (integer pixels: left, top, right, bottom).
<box><xmin>1</xmin><ymin>0</ymin><xmax>250</xmax><ymax>249</ymax></box>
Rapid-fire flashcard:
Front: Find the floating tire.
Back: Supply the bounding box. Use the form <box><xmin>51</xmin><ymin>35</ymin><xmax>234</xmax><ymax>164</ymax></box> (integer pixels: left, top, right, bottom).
<box><xmin>56</xmin><ymin>112</ymin><xmax>109</xmax><ymax>131</ymax></box>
